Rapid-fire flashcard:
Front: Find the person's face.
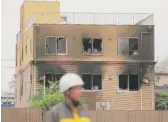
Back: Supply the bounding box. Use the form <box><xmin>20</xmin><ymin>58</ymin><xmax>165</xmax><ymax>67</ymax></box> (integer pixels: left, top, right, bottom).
<box><xmin>67</xmin><ymin>86</ymin><xmax>83</xmax><ymax>101</ymax></box>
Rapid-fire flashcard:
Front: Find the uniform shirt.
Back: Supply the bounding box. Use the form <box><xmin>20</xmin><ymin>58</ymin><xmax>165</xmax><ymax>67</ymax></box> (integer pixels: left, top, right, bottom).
<box><xmin>46</xmin><ymin>100</ymin><xmax>90</xmax><ymax>122</ymax></box>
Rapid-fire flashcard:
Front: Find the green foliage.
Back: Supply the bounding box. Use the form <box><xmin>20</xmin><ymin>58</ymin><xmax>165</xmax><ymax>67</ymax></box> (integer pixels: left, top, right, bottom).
<box><xmin>155</xmin><ymin>92</ymin><xmax>168</xmax><ymax>110</ymax></box>
<box><xmin>29</xmin><ymin>81</ymin><xmax>63</xmax><ymax>110</ymax></box>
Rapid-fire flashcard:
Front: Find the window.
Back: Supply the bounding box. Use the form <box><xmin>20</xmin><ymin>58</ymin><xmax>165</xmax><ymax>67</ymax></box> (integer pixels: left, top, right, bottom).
<box><xmin>118</xmin><ymin>37</ymin><xmax>139</xmax><ymax>56</ymax></box>
<box><xmin>45</xmin><ymin>37</ymin><xmax>66</xmax><ymax>55</ymax></box>
<box><xmin>82</xmin><ymin>37</ymin><xmax>102</xmax><ymax>55</ymax></box>
<box><xmin>44</xmin><ymin>73</ymin><xmax>64</xmax><ymax>87</ymax></box>
<box><xmin>119</xmin><ymin>74</ymin><xmax>139</xmax><ymax>91</ymax></box>
<box><xmin>82</xmin><ymin>74</ymin><xmax>102</xmax><ymax>90</ymax></box>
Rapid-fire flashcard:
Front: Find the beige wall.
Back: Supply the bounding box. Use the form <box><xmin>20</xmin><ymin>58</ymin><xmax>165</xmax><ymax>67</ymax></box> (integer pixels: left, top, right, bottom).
<box><xmin>155</xmin><ymin>73</ymin><xmax>168</xmax><ymax>86</ymax></box>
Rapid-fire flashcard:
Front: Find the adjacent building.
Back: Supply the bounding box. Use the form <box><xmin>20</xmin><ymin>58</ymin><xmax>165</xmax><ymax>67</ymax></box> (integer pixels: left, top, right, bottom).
<box><xmin>15</xmin><ymin>1</ymin><xmax>155</xmax><ymax>110</ymax></box>
<box><xmin>155</xmin><ymin>57</ymin><xmax>168</xmax><ymax>93</ymax></box>
<box><xmin>1</xmin><ymin>92</ymin><xmax>15</xmax><ymax>108</ymax></box>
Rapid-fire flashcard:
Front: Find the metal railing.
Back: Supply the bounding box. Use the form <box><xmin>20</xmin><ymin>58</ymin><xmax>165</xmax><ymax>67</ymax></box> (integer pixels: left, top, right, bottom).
<box><xmin>25</xmin><ymin>12</ymin><xmax>153</xmax><ymax>31</ymax></box>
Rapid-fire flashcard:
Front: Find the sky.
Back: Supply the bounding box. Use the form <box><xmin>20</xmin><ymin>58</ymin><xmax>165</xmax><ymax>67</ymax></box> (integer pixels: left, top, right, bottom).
<box><xmin>1</xmin><ymin>0</ymin><xmax>168</xmax><ymax>92</ymax></box>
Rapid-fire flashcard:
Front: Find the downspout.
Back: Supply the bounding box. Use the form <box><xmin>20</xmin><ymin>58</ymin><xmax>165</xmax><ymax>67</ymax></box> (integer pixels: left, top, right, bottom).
<box><xmin>140</xmin><ymin>31</ymin><xmax>150</xmax><ymax>110</ymax></box>
<box><xmin>140</xmin><ymin>32</ymin><xmax>143</xmax><ymax>110</ymax></box>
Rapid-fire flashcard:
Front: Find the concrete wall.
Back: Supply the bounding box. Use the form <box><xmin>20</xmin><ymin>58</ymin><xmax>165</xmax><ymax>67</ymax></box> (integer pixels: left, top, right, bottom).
<box><xmin>155</xmin><ymin>73</ymin><xmax>168</xmax><ymax>86</ymax></box>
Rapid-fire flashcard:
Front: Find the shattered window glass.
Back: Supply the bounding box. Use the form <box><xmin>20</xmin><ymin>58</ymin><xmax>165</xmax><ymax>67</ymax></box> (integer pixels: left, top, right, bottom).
<box><xmin>82</xmin><ymin>37</ymin><xmax>102</xmax><ymax>55</ymax></box>
<box><xmin>118</xmin><ymin>37</ymin><xmax>139</xmax><ymax>56</ymax></box>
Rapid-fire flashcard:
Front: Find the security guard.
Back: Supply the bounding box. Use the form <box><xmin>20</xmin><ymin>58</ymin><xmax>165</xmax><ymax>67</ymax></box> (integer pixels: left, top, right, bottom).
<box><xmin>46</xmin><ymin>73</ymin><xmax>90</xmax><ymax>122</ymax></box>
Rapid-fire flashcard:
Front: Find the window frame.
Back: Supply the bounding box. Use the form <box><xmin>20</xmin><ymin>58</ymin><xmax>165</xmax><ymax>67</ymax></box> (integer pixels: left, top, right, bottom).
<box><xmin>117</xmin><ymin>73</ymin><xmax>139</xmax><ymax>92</ymax></box>
<box><xmin>45</xmin><ymin>73</ymin><xmax>64</xmax><ymax>82</ymax></box>
<box><xmin>82</xmin><ymin>37</ymin><xmax>103</xmax><ymax>56</ymax></box>
<box><xmin>45</xmin><ymin>36</ymin><xmax>67</xmax><ymax>55</ymax></box>
<box><xmin>81</xmin><ymin>73</ymin><xmax>103</xmax><ymax>92</ymax></box>
<box><xmin>117</xmin><ymin>37</ymin><xmax>139</xmax><ymax>56</ymax></box>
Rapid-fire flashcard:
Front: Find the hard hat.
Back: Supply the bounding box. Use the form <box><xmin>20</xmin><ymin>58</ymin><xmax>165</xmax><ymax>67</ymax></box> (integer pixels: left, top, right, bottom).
<box><xmin>59</xmin><ymin>73</ymin><xmax>84</xmax><ymax>92</ymax></box>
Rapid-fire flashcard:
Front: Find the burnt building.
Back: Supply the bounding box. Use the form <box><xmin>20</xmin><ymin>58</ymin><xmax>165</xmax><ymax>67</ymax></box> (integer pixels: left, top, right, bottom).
<box><xmin>15</xmin><ymin>1</ymin><xmax>155</xmax><ymax>110</ymax></box>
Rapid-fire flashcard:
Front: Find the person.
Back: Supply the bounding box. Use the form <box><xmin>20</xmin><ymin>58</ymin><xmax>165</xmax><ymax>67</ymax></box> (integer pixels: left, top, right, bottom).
<box><xmin>46</xmin><ymin>73</ymin><xmax>90</xmax><ymax>122</ymax></box>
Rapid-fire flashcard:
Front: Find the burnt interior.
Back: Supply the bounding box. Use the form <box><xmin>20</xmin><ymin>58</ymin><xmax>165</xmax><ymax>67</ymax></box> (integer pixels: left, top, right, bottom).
<box><xmin>82</xmin><ymin>37</ymin><xmax>102</xmax><ymax>54</ymax></box>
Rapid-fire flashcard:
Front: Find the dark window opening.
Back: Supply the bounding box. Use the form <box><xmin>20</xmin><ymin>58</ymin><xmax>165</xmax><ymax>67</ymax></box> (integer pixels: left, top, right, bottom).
<box><xmin>129</xmin><ymin>38</ymin><xmax>138</xmax><ymax>56</ymax></box>
<box><xmin>93</xmin><ymin>74</ymin><xmax>102</xmax><ymax>90</ymax></box>
<box><xmin>40</xmin><ymin>73</ymin><xmax>64</xmax><ymax>87</ymax></box>
<box><xmin>119</xmin><ymin>74</ymin><xmax>139</xmax><ymax>91</ymax></box>
<box><xmin>82</xmin><ymin>37</ymin><xmax>102</xmax><ymax>55</ymax></box>
<box><xmin>82</xmin><ymin>74</ymin><xmax>92</xmax><ymax>90</ymax></box>
<box><xmin>129</xmin><ymin>74</ymin><xmax>139</xmax><ymax>91</ymax></box>
<box><xmin>82</xmin><ymin>74</ymin><xmax>102</xmax><ymax>90</ymax></box>
<box><xmin>119</xmin><ymin>75</ymin><xmax>128</xmax><ymax>90</ymax></box>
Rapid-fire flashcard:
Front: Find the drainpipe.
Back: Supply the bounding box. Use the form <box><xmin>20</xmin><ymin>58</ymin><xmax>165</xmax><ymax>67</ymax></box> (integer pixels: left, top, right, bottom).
<box><xmin>140</xmin><ymin>32</ymin><xmax>143</xmax><ymax>110</ymax></box>
<box><xmin>140</xmin><ymin>31</ymin><xmax>150</xmax><ymax>110</ymax></box>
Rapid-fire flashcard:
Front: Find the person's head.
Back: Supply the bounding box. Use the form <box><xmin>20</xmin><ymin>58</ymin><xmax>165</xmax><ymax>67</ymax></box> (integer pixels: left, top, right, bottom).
<box><xmin>59</xmin><ymin>73</ymin><xmax>84</xmax><ymax>101</ymax></box>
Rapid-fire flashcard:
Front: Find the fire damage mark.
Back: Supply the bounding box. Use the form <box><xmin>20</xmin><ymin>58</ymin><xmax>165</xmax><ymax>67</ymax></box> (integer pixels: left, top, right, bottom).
<box><xmin>82</xmin><ymin>37</ymin><xmax>102</xmax><ymax>55</ymax></box>
<box><xmin>36</xmin><ymin>62</ymin><xmax>66</xmax><ymax>87</ymax></box>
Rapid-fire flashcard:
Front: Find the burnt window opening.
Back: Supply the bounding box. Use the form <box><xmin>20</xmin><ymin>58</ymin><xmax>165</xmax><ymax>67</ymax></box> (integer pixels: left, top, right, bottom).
<box><xmin>82</xmin><ymin>74</ymin><xmax>102</xmax><ymax>90</ymax></box>
<box><xmin>40</xmin><ymin>73</ymin><xmax>64</xmax><ymax>87</ymax></box>
<box><xmin>119</xmin><ymin>74</ymin><xmax>139</xmax><ymax>91</ymax></box>
<box><xmin>82</xmin><ymin>37</ymin><xmax>102</xmax><ymax>55</ymax></box>
<box><xmin>118</xmin><ymin>37</ymin><xmax>139</xmax><ymax>56</ymax></box>
<box><xmin>45</xmin><ymin>37</ymin><xmax>66</xmax><ymax>55</ymax></box>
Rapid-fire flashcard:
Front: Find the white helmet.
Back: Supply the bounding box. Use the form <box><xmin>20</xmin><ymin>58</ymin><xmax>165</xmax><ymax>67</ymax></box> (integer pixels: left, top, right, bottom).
<box><xmin>59</xmin><ymin>73</ymin><xmax>84</xmax><ymax>92</ymax></box>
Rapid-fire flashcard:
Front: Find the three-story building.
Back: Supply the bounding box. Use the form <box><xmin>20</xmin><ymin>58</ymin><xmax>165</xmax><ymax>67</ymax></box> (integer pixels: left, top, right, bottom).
<box><xmin>15</xmin><ymin>1</ymin><xmax>155</xmax><ymax>110</ymax></box>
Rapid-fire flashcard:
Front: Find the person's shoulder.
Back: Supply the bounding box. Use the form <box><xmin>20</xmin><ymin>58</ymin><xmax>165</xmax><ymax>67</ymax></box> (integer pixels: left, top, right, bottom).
<box><xmin>48</xmin><ymin>101</ymin><xmax>64</xmax><ymax>113</ymax></box>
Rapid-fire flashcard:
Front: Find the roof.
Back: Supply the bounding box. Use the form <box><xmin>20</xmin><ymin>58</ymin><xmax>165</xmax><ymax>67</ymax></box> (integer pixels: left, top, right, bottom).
<box><xmin>155</xmin><ymin>57</ymin><xmax>168</xmax><ymax>73</ymax></box>
<box><xmin>155</xmin><ymin>85</ymin><xmax>168</xmax><ymax>93</ymax></box>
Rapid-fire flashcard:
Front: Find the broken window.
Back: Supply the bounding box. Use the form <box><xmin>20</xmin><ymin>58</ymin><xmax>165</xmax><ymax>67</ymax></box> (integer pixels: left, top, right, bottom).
<box><xmin>57</xmin><ymin>37</ymin><xmax>66</xmax><ymax>54</ymax></box>
<box><xmin>82</xmin><ymin>37</ymin><xmax>102</xmax><ymax>55</ymax></box>
<box><xmin>43</xmin><ymin>73</ymin><xmax>64</xmax><ymax>87</ymax></box>
<box><xmin>118</xmin><ymin>37</ymin><xmax>139</xmax><ymax>56</ymax></box>
<box><xmin>119</xmin><ymin>74</ymin><xmax>139</xmax><ymax>91</ymax></box>
<box><xmin>45</xmin><ymin>37</ymin><xmax>66</xmax><ymax>55</ymax></box>
<box><xmin>82</xmin><ymin>74</ymin><xmax>102</xmax><ymax>90</ymax></box>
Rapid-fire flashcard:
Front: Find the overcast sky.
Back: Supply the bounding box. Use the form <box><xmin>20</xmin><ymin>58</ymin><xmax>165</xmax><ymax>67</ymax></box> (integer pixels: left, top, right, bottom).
<box><xmin>1</xmin><ymin>0</ymin><xmax>168</xmax><ymax>92</ymax></box>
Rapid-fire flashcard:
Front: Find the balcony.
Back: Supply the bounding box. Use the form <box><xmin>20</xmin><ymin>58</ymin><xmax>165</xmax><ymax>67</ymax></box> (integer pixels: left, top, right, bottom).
<box><xmin>25</xmin><ymin>12</ymin><xmax>153</xmax><ymax>31</ymax></box>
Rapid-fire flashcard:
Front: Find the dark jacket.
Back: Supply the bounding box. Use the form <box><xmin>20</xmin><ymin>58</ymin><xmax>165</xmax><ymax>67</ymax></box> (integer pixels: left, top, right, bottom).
<box><xmin>46</xmin><ymin>100</ymin><xmax>90</xmax><ymax>122</ymax></box>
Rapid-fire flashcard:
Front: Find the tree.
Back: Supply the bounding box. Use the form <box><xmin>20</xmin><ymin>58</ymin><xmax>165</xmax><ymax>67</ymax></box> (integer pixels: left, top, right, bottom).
<box><xmin>29</xmin><ymin>81</ymin><xmax>63</xmax><ymax>110</ymax></box>
<box><xmin>155</xmin><ymin>92</ymin><xmax>168</xmax><ymax>110</ymax></box>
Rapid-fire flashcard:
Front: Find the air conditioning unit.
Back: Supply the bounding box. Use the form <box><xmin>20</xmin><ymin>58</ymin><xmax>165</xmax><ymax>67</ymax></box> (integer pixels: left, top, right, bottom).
<box><xmin>96</xmin><ymin>101</ymin><xmax>111</xmax><ymax>110</ymax></box>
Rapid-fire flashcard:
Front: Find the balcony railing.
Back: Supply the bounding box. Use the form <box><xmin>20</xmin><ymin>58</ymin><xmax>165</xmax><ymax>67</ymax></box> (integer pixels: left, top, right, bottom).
<box><xmin>25</xmin><ymin>12</ymin><xmax>153</xmax><ymax>31</ymax></box>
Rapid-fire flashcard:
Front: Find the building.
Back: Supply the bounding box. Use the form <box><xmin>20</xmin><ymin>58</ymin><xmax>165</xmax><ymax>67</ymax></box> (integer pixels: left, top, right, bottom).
<box><xmin>15</xmin><ymin>1</ymin><xmax>155</xmax><ymax>110</ymax></box>
<box><xmin>155</xmin><ymin>57</ymin><xmax>168</xmax><ymax>93</ymax></box>
<box><xmin>1</xmin><ymin>92</ymin><xmax>15</xmax><ymax>108</ymax></box>
<box><xmin>155</xmin><ymin>57</ymin><xmax>168</xmax><ymax>86</ymax></box>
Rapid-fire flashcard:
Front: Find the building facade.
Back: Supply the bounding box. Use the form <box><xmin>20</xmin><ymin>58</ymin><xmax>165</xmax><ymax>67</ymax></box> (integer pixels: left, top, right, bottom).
<box><xmin>15</xmin><ymin>1</ymin><xmax>155</xmax><ymax>110</ymax></box>
<box><xmin>1</xmin><ymin>92</ymin><xmax>15</xmax><ymax>108</ymax></box>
